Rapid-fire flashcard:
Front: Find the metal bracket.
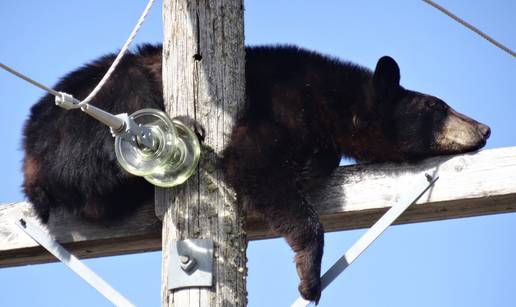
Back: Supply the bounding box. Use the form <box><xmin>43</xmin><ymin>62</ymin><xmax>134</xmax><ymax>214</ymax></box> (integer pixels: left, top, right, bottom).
<box><xmin>169</xmin><ymin>239</ymin><xmax>214</xmax><ymax>290</ymax></box>
<box><xmin>291</xmin><ymin>170</ymin><xmax>439</xmax><ymax>307</ymax></box>
<box><xmin>55</xmin><ymin>93</ymin><xmax>156</xmax><ymax>150</ymax></box>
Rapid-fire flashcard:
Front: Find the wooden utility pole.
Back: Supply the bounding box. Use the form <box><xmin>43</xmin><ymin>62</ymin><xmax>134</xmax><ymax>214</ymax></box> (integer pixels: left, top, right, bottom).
<box><xmin>157</xmin><ymin>1</ymin><xmax>246</xmax><ymax>307</ymax></box>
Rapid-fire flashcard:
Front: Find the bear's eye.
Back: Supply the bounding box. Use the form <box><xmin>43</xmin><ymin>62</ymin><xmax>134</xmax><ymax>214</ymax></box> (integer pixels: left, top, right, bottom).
<box><xmin>426</xmin><ymin>100</ymin><xmax>449</xmax><ymax>112</ymax></box>
<box><xmin>426</xmin><ymin>100</ymin><xmax>440</xmax><ymax>109</ymax></box>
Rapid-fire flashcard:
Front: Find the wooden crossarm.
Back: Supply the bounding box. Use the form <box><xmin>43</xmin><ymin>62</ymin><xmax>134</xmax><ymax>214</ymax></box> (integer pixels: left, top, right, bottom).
<box><xmin>1</xmin><ymin>146</ymin><xmax>516</xmax><ymax>268</ymax></box>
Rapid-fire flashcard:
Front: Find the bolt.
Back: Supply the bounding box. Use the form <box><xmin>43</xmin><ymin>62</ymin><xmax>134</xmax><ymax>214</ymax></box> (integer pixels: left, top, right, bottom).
<box><xmin>179</xmin><ymin>255</ymin><xmax>197</xmax><ymax>273</ymax></box>
<box><xmin>425</xmin><ymin>173</ymin><xmax>433</xmax><ymax>182</ymax></box>
<box><xmin>179</xmin><ymin>255</ymin><xmax>190</xmax><ymax>264</ymax></box>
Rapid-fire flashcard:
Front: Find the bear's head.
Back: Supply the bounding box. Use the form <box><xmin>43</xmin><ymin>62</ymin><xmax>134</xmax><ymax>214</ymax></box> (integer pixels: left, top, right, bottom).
<box><xmin>346</xmin><ymin>56</ymin><xmax>490</xmax><ymax>163</ymax></box>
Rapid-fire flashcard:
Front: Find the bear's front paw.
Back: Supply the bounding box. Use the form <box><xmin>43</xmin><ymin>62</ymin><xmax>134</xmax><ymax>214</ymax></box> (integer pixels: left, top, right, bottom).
<box><xmin>299</xmin><ymin>277</ymin><xmax>321</xmax><ymax>304</ymax></box>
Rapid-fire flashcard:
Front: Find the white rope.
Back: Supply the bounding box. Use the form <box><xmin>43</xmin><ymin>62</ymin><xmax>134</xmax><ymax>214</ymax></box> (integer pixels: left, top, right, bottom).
<box><xmin>1</xmin><ymin>0</ymin><xmax>155</xmax><ymax>133</ymax></box>
<box><xmin>0</xmin><ymin>0</ymin><xmax>155</xmax><ymax>110</ymax></box>
<box><xmin>80</xmin><ymin>0</ymin><xmax>156</xmax><ymax>106</ymax></box>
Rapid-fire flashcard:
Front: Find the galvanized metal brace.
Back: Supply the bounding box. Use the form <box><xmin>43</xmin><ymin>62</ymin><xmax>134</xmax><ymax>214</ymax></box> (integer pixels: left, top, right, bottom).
<box><xmin>291</xmin><ymin>170</ymin><xmax>439</xmax><ymax>307</ymax></box>
<box><xmin>16</xmin><ymin>218</ymin><xmax>135</xmax><ymax>307</ymax></box>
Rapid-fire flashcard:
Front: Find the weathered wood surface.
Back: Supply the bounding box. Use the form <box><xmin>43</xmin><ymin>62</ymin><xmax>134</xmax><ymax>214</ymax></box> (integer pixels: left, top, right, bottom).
<box><xmin>0</xmin><ymin>200</ymin><xmax>160</xmax><ymax>268</ymax></box>
<box><xmin>158</xmin><ymin>1</ymin><xmax>247</xmax><ymax>306</ymax></box>
<box><xmin>2</xmin><ymin>146</ymin><xmax>516</xmax><ymax>268</ymax></box>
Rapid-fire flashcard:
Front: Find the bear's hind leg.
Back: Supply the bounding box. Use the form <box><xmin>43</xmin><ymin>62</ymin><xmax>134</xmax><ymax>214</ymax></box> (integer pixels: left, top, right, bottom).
<box><xmin>223</xmin><ymin>122</ymin><xmax>324</xmax><ymax>302</ymax></box>
<box><xmin>253</xmin><ymin>182</ymin><xmax>324</xmax><ymax>303</ymax></box>
<box><xmin>24</xmin><ymin>184</ymin><xmax>52</xmax><ymax>224</ymax></box>
<box><xmin>23</xmin><ymin>154</ymin><xmax>52</xmax><ymax>223</ymax></box>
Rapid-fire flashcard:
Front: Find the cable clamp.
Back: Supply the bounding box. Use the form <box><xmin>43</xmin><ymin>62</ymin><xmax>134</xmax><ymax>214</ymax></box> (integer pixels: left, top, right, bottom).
<box><xmin>110</xmin><ymin>113</ymin><xmax>133</xmax><ymax>137</ymax></box>
<box><xmin>55</xmin><ymin>92</ymin><xmax>82</xmax><ymax>110</ymax></box>
<box><xmin>110</xmin><ymin>113</ymin><xmax>156</xmax><ymax>150</ymax></box>
<box><xmin>169</xmin><ymin>239</ymin><xmax>214</xmax><ymax>290</ymax></box>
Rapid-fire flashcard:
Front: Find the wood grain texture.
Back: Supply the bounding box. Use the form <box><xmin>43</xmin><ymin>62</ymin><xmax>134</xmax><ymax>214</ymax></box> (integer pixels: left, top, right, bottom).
<box><xmin>2</xmin><ymin>146</ymin><xmax>516</xmax><ymax>268</ymax></box>
<box><xmin>0</xmin><ymin>200</ymin><xmax>161</xmax><ymax>268</ymax></box>
<box><xmin>158</xmin><ymin>1</ymin><xmax>247</xmax><ymax>306</ymax></box>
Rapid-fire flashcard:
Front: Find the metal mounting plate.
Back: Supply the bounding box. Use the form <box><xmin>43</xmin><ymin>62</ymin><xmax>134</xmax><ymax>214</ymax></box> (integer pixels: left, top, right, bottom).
<box><xmin>169</xmin><ymin>239</ymin><xmax>214</xmax><ymax>290</ymax></box>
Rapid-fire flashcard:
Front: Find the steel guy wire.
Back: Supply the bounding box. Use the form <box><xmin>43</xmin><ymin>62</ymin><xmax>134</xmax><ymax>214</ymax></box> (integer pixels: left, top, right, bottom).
<box><xmin>422</xmin><ymin>0</ymin><xmax>515</xmax><ymax>58</ymax></box>
<box><xmin>0</xmin><ymin>0</ymin><xmax>155</xmax><ymax>110</ymax></box>
<box><xmin>0</xmin><ymin>62</ymin><xmax>61</xmax><ymax>98</ymax></box>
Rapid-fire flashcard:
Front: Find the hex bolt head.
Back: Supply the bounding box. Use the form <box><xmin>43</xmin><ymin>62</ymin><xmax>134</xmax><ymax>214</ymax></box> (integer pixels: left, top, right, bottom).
<box><xmin>179</xmin><ymin>255</ymin><xmax>189</xmax><ymax>264</ymax></box>
<box><xmin>179</xmin><ymin>255</ymin><xmax>197</xmax><ymax>273</ymax></box>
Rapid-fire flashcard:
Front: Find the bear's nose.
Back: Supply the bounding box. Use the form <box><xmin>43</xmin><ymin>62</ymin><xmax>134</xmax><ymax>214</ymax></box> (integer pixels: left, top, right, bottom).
<box><xmin>478</xmin><ymin>124</ymin><xmax>491</xmax><ymax>139</ymax></box>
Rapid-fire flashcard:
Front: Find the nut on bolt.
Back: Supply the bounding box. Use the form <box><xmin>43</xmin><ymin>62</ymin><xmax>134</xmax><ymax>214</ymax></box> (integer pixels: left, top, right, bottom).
<box><xmin>179</xmin><ymin>255</ymin><xmax>197</xmax><ymax>273</ymax></box>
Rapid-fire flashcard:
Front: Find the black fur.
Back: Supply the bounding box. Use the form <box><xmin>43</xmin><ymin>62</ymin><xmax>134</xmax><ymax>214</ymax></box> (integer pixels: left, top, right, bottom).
<box><xmin>22</xmin><ymin>44</ymin><xmax>490</xmax><ymax>303</ymax></box>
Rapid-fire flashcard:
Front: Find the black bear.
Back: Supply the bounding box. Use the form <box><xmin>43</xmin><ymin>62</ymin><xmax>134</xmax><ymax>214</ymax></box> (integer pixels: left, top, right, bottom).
<box><xmin>22</xmin><ymin>44</ymin><xmax>490</xmax><ymax>303</ymax></box>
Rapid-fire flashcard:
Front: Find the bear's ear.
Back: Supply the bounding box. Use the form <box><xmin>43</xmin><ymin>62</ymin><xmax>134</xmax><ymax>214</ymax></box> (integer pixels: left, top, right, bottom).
<box><xmin>373</xmin><ymin>56</ymin><xmax>401</xmax><ymax>100</ymax></box>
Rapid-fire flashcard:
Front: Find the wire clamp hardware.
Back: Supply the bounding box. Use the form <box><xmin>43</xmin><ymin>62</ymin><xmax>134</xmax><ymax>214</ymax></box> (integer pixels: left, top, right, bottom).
<box><xmin>55</xmin><ymin>92</ymin><xmax>82</xmax><ymax>110</ymax></box>
<box><xmin>169</xmin><ymin>239</ymin><xmax>214</xmax><ymax>290</ymax></box>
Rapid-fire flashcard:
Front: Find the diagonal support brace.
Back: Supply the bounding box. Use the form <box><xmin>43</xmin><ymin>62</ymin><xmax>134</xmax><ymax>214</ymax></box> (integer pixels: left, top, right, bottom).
<box><xmin>292</xmin><ymin>170</ymin><xmax>439</xmax><ymax>307</ymax></box>
<box><xmin>16</xmin><ymin>217</ymin><xmax>135</xmax><ymax>307</ymax></box>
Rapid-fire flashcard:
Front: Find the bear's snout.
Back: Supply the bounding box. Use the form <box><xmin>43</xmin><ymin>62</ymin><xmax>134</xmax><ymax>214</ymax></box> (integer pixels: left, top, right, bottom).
<box><xmin>437</xmin><ymin>108</ymin><xmax>490</xmax><ymax>153</ymax></box>
<box><xmin>477</xmin><ymin>123</ymin><xmax>491</xmax><ymax>139</ymax></box>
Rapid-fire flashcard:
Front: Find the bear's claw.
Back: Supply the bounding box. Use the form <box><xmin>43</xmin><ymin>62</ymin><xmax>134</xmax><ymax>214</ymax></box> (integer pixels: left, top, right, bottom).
<box><xmin>299</xmin><ymin>277</ymin><xmax>322</xmax><ymax>304</ymax></box>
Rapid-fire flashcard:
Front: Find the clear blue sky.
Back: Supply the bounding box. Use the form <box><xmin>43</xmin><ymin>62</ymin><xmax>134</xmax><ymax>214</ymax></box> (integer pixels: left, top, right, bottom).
<box><xmin>1</xmin><ymin>1</ymin><xmax>515</xmax><ymax>306</ymax></box>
